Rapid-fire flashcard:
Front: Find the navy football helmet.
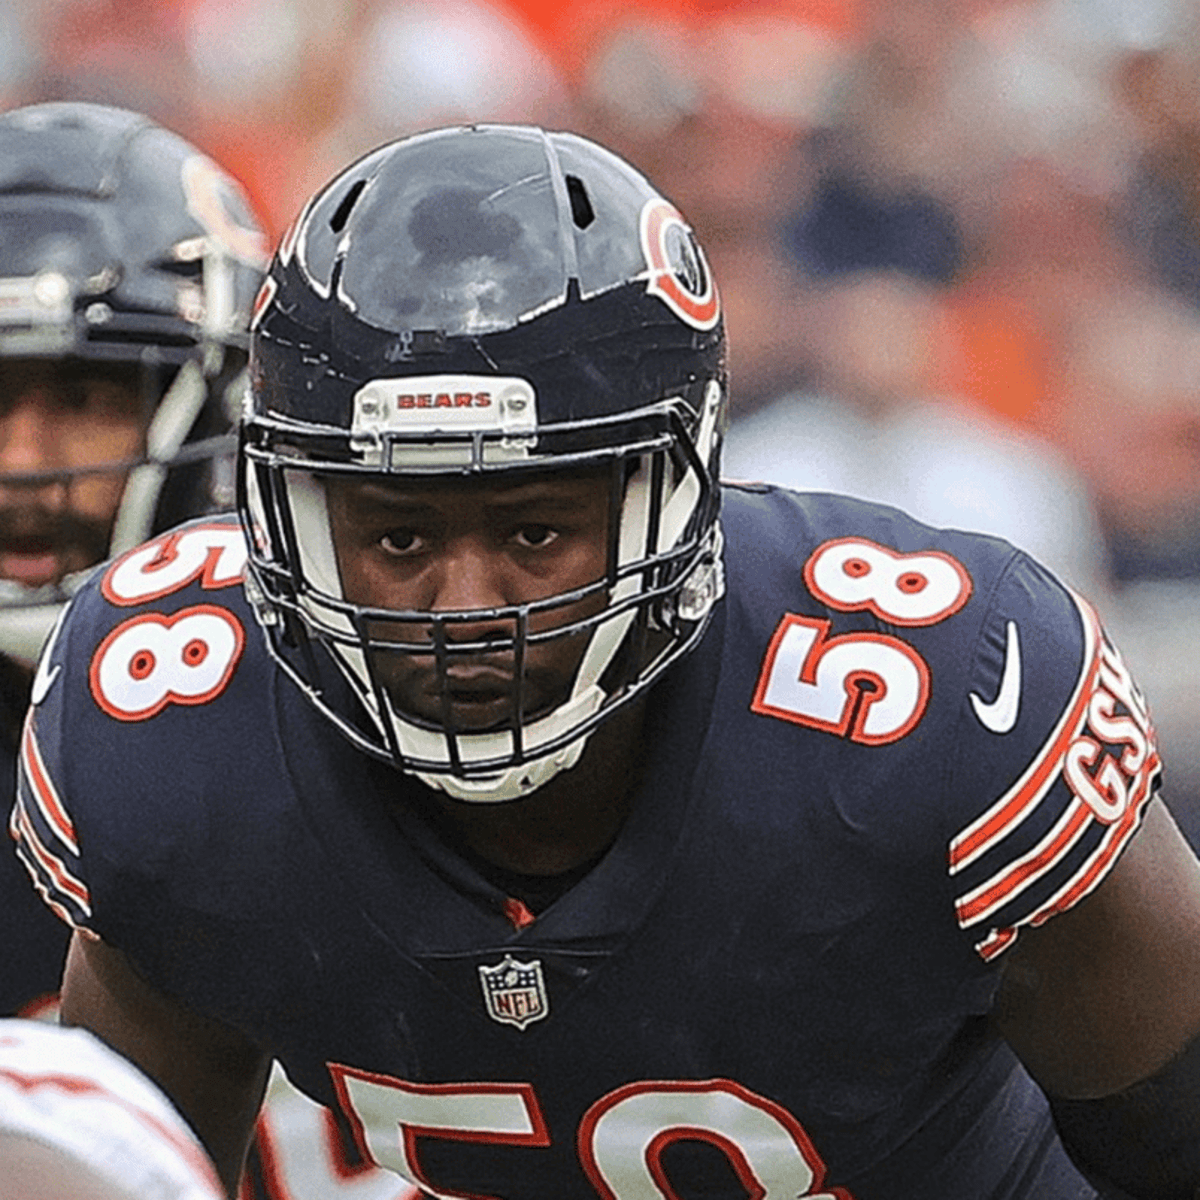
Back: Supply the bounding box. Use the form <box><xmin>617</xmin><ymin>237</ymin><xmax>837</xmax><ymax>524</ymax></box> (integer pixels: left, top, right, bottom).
<box><xmin>242</xmin><ymin>124</ymin><xmax>728</xmax><ymax>802</ymax></box>
<box><xmin>0</xmin><ymin>102</ymin><xmax>267</xmax><ymax>661</ymax></box>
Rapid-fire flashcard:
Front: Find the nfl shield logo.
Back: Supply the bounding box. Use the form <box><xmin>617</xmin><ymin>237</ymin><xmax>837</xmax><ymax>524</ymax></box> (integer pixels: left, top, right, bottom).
<box><xmin>478</xmin><ymin>954</ymin><xmax>549</xmax><ymax>1030</ymax></box>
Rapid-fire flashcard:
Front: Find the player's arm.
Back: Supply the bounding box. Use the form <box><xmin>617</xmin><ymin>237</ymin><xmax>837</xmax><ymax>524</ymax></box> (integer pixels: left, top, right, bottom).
<box><xmin>59</xmin><ymin>930</ymin><xmax>272</xmax><ymax>1199</ymax></box>
<box><xmin>993</xmin><ymin>794</ymin><xmax>1200</xmax><ymax>1197</ymax></box>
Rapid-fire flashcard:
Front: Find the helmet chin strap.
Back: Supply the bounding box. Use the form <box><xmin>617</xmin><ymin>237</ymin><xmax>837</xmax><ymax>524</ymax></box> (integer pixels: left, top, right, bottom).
<box><xmin>412</xmin><ymin>685</ymin><xmax>604</xmax><ymax>803</ymax></box>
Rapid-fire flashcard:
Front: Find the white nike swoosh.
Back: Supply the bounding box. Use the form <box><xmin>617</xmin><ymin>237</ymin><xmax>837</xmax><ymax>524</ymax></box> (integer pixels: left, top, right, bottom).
<box><xmin>30</xmin><ymin>604</ymin><xmax>67</xmax><ymax>705</ymax></box>
<box><xmin>30</xmin><ymin>659</ymin><xmax>59</xmax><ymax>706</ymax></box>
<box><xmin>970</xmin><ymin>620</ymin><xmax>1021</xmax><ymax>734</ymax></box>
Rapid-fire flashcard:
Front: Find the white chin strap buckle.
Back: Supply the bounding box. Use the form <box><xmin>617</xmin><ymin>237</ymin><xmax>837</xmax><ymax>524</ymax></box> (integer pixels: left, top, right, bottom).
<box><xmin>415</xmin><ymin>736</ymin><xmax>588</xmax><ymax>804</ymax></box>
<box><xmin>401</xmin><ymin>684</ymin><xmax>606</xmax><ymax>804</ymax></box>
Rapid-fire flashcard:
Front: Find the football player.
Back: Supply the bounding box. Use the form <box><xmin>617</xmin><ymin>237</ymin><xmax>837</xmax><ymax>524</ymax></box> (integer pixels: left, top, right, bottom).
<box><xmin>0</xmin><ymin>102</ymin><xmax>412</xmax><ymax>1200</ymax></box>
<box><xmin>17</xmin><ymin>124</ymin><xmax>1200</xmax><ymax>1199</ymax></box>
<box><xmin>0</xmin><ymin>1017</ymin><xmax>224</xmax><ymax>1200</ymax></box>
<box><xmin>0</xmin><ymin>99</ymin><xmax>265</xmax><ymax>1022</ymax></box>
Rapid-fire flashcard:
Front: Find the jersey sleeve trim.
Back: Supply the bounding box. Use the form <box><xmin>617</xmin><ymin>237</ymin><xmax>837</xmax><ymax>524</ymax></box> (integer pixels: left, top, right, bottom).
<box><xmin>18</xmin><ymin>712</ymin><xmax>78</xmax><ymax>855</ymax></box>
<box><xmin>948</xmin><ymin>591</ymin><xmax>1161</xmax><ymax>961</ymax></box>
<box><xmin>11</xmin><ymin>713</ymin><xmax>92</xmax><ymax>930</ymax></box>
<box><xmin>949</xmin><ymin>594</ymin><xmax>1102</xmax><ymax>874</ymax></box>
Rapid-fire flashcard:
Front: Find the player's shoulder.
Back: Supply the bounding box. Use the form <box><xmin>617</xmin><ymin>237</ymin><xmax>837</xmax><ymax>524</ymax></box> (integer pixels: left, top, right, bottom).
<box><xmin>721</xmin><ymin>481</ymin><xmax>1025</xmax><ymax>579</ymax></box>
<box><xmin>717</xmin><ymin>481</ymin><xmax>1076</xmax><ymax>654</ymax></box>
<box><xmin>27</xmin><ymin>514</ymin><xmax>272</xmax><ymax>810</ymax></box>
<box><xmin>712</xmin><ymin>481</ymin><xmax>1103</xmax><ymax>832</ymax></box>
<box><xmin>39</xmin><ymin>513</ymin><xmax>261</xmax><ymax>724</ymax></box>
<box><xmin>59</xmin><ymin>513</ymin><xmax>254</xmax><ymax>630</ymax></box>
<box><xmin>714</xmin><ymin>483</ymin><xmax>1159</xmax><ymax>961</ymax></box>
<box><xmin>15</xmin><ymin>516</ymin><xmax>289</xmax><ymax>932</ymax></box>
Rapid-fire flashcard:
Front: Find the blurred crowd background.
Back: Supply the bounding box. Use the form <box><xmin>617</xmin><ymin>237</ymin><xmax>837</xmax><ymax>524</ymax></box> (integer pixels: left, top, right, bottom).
<box><xmin>1</xmin><ymin>0</ymin><xmax>1198</xmax><ymax>830</ymax></box>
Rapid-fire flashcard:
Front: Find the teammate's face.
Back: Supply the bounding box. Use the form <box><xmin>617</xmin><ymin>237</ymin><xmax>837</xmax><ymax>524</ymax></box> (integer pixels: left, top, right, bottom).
<box><xmin>0</xmin><ymin>359</ymin><xmax>146</xmax><ymax>589</ymax></box>
<box><xmin>326</xmin><ymin>469</ymin><xmax>612</xmax><ymax>732</ymax></box>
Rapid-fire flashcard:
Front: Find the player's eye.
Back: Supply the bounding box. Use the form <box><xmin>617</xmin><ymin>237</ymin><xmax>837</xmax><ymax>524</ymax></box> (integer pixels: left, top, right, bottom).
<box><xmin>57</xmin><ymin>377</ymin><xmax>141</xmax><ymax>420</ymax></box>
<box><xmin>513</xmin><ymin>524</ymin><xmax>557</xmax><ymax>549</ymax></box>
<box><xmin>380</xmin><ymin>529</ymin><xmax>424</xmax><ymax>556</ymax></box>
<box><xmin>80</xmin><ymin>382</ymin><xmax>142</xmax><ymax>421</ymax></box>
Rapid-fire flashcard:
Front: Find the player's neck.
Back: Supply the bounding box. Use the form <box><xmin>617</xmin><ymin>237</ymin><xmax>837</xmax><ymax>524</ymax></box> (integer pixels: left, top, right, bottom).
<box><xmin>428</xmin><ymin>699</ymin><xmax>648</xmax><ymax>878</ymax></box>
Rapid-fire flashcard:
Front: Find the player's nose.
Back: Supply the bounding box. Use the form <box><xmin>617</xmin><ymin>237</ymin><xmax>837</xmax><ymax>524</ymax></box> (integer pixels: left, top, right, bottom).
<box><xmin>428</xmin><ymin>540</ymin><xmax>515</xmax><ymax>642</ymax></box>
<box><xmin>0</xmin><ymin>393</ymin><xmax>66</xmax><ymax>494</ymax></box>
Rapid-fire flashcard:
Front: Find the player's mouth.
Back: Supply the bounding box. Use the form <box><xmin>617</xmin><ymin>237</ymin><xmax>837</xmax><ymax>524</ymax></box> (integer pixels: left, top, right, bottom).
<box><xmin>0</xmin><ymin>535</ymin><xmax>65</xmax><ymax>588</ymax></box>
<box><xmin>378</xmin><ymin>653</ymin><xmax>572</xmax><ymax>732</ymax></box>
<box><xmin>0</xmin><ymin>507</ymin><xmax>110</xmax><ymax>590</ymax></box>
<box><xmin>438</xmin><ymin>664</ymin><xmax>522</xmax><ymax>730</ymax></box>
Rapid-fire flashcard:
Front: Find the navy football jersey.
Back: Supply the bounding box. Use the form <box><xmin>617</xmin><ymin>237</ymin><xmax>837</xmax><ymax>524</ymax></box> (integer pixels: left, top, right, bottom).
<box><xmin>5</xmin><ymin>560</ymin><xmax>412</xmax><ymax>1200</ymax></box>
<box><xmin>12</xmin><ymin>486</ymin><xmax>1161</xmax><ymax>1199</ymax></box>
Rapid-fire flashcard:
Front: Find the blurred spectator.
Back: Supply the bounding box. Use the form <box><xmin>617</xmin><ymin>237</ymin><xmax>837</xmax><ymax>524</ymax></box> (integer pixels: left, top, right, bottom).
<box><xmin>785</xmin><ymin>128</ymin><xmax>964</xmax><ymax>286</ymax></box>
<box><xmin>181</xmin><ymin>0</ymin><xmax>351</xmax><ymax>239</ymax></box>
<box><xmin>939</xmin><ymin>155</ymin><xmax>1149</xmax><ymax>428</ymax></box>
<box><xmin>350</xmin><ymin>0</ymin><xmax>566</xmax><ymax>133</ymax></box>
<box><xmin>572</xmin><ymin>3</ymin><xmax>858</xmax><ymax>411</ymax></box>
<box><xmin>722</xmin><ymin>267</ymin><xmax>1112</xmax><ymax>600</ymax></box>
<box><xmin>1117</xmin><ymin>5</ymin><xmax>1200</xmax><ymax>309</ymax></box>
<box><xmin>0</xmin><ymin>1</ymin><xmax>39</xmax><ymax>108</ymax></box>
<box><xmin>1045</xmin><ymin>282</ymin><xmax>1200</xmax><ymax>836</ymax></box>
<box><xmin>505</xmin><ymin>0</ymin><xmax>861</xmax><ymax>93</ymax></box>
<box><xmin>27</xmin><ymin>0</ymin><xmax>197</xmax><ymax>129</ymax></box>
<box><xmin>312</xmin><ymin>0</ymin><xmax>573</xmax><ymax>207</ymax></box>
<box><xmin>783</xmin><ymin>0</ymin><xmax>1192</xmax><ymax>430</ymax></box>
<box><xmin>1046</xmin><ymin>282</ymin><xmax>1200</xmax><ymax>581</ymax></box>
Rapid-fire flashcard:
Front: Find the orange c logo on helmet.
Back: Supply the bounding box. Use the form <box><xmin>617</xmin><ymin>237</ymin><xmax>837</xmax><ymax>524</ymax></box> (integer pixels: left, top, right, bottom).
<box><xmin>249</xmin><ymin>276</ymin><xmax>277</xmax><ymax>331</ymax></box>
<box><xmin>639</xmin><ymin>199</ymin><xmax>720</xmax><ymax>331</ymax></box>
<box><xmin>181</xmin><ymin>155</ymin><xmax>269</xmax><ymax>269</ymax></box>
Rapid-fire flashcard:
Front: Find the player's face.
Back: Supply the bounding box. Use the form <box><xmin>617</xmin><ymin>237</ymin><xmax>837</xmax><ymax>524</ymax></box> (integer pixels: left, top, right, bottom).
<box><xmin>0</xmin><ymin>359</ymin><xmax>146</xmax><ymax>589</ymax></box>
<box><xmin>326</xmin><ymin>468</ymin><xmax>612</xmax><ymax>732</ymax></box>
